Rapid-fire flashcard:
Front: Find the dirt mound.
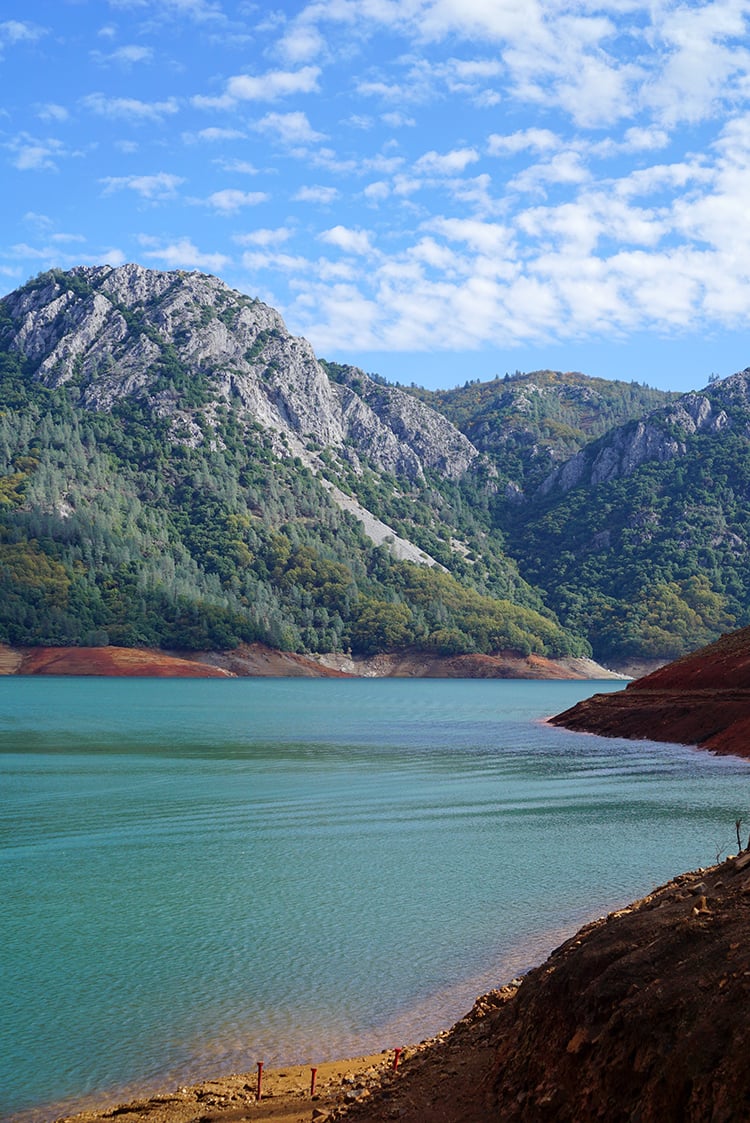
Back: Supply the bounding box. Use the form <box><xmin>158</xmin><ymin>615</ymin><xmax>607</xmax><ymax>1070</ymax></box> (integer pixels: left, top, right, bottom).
<box><xmin>550</xmin><ymin>626</ymin><xmax>750</xmax><ymax>758</ymax></box>
<box><xmin>309</xmin><ymin>650</ymin><xmax>622</xmax><ymax>679</ymax></box>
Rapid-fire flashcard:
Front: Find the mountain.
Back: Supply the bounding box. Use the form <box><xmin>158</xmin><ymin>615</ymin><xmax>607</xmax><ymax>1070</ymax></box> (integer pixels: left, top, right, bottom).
<box><xmin>407</xmin><ymin>369</ymin><xmax>676</xmax><ymax>495</ymax></box>
<box><xmin>0</xmin><ymin>265</ymin><xmax>582</xmax><ymax>661</ymax></box>
<box><xmin>493</xmin><ymin>373</ymin><xmax>750</xmax><ymax>668</ymax></box>
<box><xmin>3</xmin><ymin>262</ymin><xmax>750</xmax><ymax>670</ymax></box>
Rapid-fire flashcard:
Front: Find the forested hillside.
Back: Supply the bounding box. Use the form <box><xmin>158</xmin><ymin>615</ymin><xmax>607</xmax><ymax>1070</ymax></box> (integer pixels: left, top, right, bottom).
<box><xmin>407</xmin><ymin>370</ymin><xmax>676</xmax><ymax>492</ymax></box>
<box><xmin>0</xmin><ymin>266</ymin><xmax>581</xmax><ymax>660</ymax></box>
<box><xmin>2</xmin><ymin>263</ymin><xmax>749</xmax><ymax>670</ymax></box>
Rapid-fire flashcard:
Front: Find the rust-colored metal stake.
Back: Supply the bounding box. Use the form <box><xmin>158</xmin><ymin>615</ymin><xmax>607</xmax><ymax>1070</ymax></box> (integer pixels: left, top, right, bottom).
<box><xmin>310</xmin><ymin>1067</ymin><xmax>318</xmax><ymax>1096</ymax></box>
<box><xmin>256</xmin><ymin>1061</ymin><xmax>264</xmax><ymax>1101</ymax></box>
<box><xmin>393</xmin><ymin>1047</ymin><xmax>403</xmax><ymax>1072</ymax></box>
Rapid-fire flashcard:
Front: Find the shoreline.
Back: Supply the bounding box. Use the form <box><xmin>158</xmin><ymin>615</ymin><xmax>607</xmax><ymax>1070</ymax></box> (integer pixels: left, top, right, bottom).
<box><xmin>15</xmin><ymin>909</ymin><xmax>625</xmax><ymax>1123</ymax></box>
<box><xmin>0</xmin><ymin>643</ymin><xmax>628</xmax><ymax>680</ymax></box>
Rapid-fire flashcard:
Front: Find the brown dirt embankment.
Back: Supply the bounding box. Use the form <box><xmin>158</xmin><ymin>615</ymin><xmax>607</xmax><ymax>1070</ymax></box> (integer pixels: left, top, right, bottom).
<box><xmin>550</xmin><ymin>626</ymin><xmax>750</xmax><ymax>759</ymax></box>
<box><xmin>7</xmin><ymin>645</ymin><xmax>234</xmax><ymax>677</ymax></box>
<box><xmin>54</xmin><ymin>855</ymin><xmax>750</xmax><ymax>1123</ymax></box>
<box><xmin>308</xmin><ymin>650</ymin><xmax>623</xmax><ymax>679</ymax></box>
<box><xmin>0</xmin><ymin>643</ymin><xmax>622</xmax><ymax>680</ymax></box>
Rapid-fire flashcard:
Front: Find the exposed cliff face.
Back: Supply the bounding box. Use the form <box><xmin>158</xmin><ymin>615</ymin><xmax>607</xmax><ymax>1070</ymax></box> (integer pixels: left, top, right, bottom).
<box><xmin>538</xmin><ymin>390</ymin><xmax>730</xmax><ymax>498</ymax></box>
<box><xmin>1</xmin><ymin>265</ymin><xmax>477</xmax><ymax>482</ymax></box>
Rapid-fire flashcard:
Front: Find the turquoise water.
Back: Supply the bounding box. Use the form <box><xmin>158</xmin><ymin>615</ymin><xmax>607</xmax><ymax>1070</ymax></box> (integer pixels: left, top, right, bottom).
<box><xmin>2</xmin><ymin>677</ymin><xmax>749</xmax><ymax>1122</ymax></box>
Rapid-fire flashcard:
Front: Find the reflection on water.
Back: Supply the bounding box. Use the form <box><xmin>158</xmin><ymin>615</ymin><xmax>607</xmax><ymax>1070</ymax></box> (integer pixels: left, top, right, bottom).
<box><xmin>2</xmin><ymin>678</ymin><xmax>748</xmax><ymax>1121</ymax></box>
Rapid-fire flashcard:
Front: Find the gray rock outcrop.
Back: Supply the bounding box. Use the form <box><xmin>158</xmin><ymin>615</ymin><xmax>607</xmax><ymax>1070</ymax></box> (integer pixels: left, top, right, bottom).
<box><xmin>1</xmin><ymin>264</ymin><xmax>478</xmax><ymax>483</ymax></box>
<box><xmin>538</xmin><ymin>390</ymin><xmax>730</xmax><ymax>497</ymax></box>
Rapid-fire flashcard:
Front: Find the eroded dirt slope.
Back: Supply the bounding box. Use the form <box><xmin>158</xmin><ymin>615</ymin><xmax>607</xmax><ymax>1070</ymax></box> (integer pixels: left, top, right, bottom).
<box><xmin>550</xmin><ymin>626</ymin><xmax>750</xmax><ymax>757</ymax></box>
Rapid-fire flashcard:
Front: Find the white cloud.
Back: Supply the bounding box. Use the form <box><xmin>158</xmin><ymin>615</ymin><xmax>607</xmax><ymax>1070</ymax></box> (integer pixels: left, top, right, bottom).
<box><xmin>427</xmin><ymin>216</ymin><xmax>516</xmax><ymax>256</ymax></box>
<box><xmin>509</xmin><ymin>151</ymin><xmax>591</xmax><ymax>194</ymax></box>
<box><xmin>227</xmin><ymin>65</ymin><xmax>321</xmax><ymax>101</ymax></box>
<box><xmin>183</xmin><ymin>126</ymin><xmax>246</xmax><ymax>143</ymax></box>
<box><xmin>203</xmin><ymin>188</ymin><xmax>269</xmax><ymax>213</ymax></box>
<box><xmin>414</xmin><ymin>147</ymin><xmax>480</xmax><ymax>174</ymax></box>
<box><xmin>254</xmin><ymin>111</ymin><xmax>325</xmax><ymax>146</ymax></box>
<box><xmin>100</xmin><ymin>172</ymin><xmax>184</xmax><ymax>199</ymax></box>
<box><xmin>37</xmin><ymin>103</ymin><xmax>70</xmax><ymax>123</ymax></box>
<box><xmin>278</xmin><ymin>20</ymin><xmax>326</xmax><ymax>64</ymax></box>
<box><xmin>193</xmin><ymin>66</ymin><xmax>321</xmax><ymax>109</ymax></box>
<box><xmin>8</xmin><ymin>135</ymin><xmax>66</xmax><ymax>171</ymax></box>
<box><xmin>487</xmin><ymin>128</ymin><xmax>559</xmax><ymax>156</ymax></box>
<box><xmin>294</xmin><ymin>185</ymin><xmax>340</xmax><ymax>203</ymax></box>
<box><xmin>143</xmin><ymin>237</ymin><xmax>231</xmax><ymax>272</ymax></box>
<box><xmin>91</xmin><ymin>45</ymin><xmax>154</xmax><ymax>67</ymax></box>
<box><xmin>234</xmin><ymin>227</ymin><xmax>293</xmax><ymax>247</ymax></box>
<box><xmin>241</xmin><ymin>250</ymin><xmax>310</xmax><ymax>272</ymax></box>
<box><xmin>0</xmin><ymin>20</ymin><xmax>46</xmax><ymax>45</ymax></box>
<box><xmin>108</xmin><ymin>0</ymin><xmax>224</xmax><ymax>21</ymax></box>
<box><xmin>643</xmin><ymin>1</ymin><xmax>750</xmax><ymax>125</ymax></box>
<box><xmin>381</xmin><ymin>110</ymin><xmax>416</xmax><ymax>127</ymax></box>
<box><xmin>82</xmin><ymin>93</ymin><xmax>179</xmax><ymax>121</ymax></box>
<box><xmin>621</xmin><ymin>126</ymin><xmax>670</xmax><ymax>153</ymax></box>
<box><xmin>215</xmin><ymin>158</ymin><xmax>259</xmax><ymax>174</ymax></box>
<box><xmin>364</xmin><ymin>181</ymin><xmax>390</xmax><ymax>201</ymax></box>
<box><xmin>319</xmin><ymin>225</ymin><xmax>374</xmax><ymax>255</ymax></box>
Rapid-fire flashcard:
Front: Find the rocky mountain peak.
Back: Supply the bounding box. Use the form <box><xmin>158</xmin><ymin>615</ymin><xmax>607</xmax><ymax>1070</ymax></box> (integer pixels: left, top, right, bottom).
<box><xmin>537</xmin><ymin>380</ymin><xmax>734</xmax><ymax>499</ymax></box>
<box><xmin>1</xmin><ymin>265</ymin><xmax>478</xmax><ymax>482</ymax></box>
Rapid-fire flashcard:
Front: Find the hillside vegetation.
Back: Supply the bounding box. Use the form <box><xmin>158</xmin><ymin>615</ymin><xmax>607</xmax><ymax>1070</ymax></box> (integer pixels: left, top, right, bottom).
<box><xmin>0</xmin><ymin>266</ymin><xmax>580</xmax><ymax>660</ymax></box>
<box><xmin>1</xmin><ymin>263</ymin><xmax>749</xmax><ymax>668</ymax></box>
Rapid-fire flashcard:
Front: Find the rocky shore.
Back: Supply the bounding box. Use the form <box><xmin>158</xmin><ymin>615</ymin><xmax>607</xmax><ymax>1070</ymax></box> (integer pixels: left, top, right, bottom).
<box><xmin>550</xmin><ymin>625</ymin><xmax>750</xmax><ymax>758</ymax></box>
<box><xmin>54</xmin><ymin>854</ymin><xmax>750</xmax><ymax>1123</ymax></box>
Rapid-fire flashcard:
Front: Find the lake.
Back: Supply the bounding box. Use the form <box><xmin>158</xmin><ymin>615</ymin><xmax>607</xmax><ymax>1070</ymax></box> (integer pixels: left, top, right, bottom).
<box><xmin>2</xmin><ymin>677</ymin><xmax>749</xmax><ymax>1122</ymax></box>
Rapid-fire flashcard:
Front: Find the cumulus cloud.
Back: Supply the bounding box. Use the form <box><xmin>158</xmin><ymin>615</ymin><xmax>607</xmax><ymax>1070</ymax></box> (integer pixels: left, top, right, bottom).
<box><xmin>0</xmin><ymin>20</ymin><xmax>46</xmax><ymax>45</ymax></box>
<box><xmin>509</xmin><ymin>151</ymin><xmax>591</xmax><ymax>194</ymax></box>
<box><xmin>100</xmin><ymin>172</ymin><xmax>184</xmax><ymax>199</ymax></box>
<box><xmin>142</xmin><ymin>237</ymin><xmax>231</xmax><ymax>271</ymax></box>
<box><xmin>414</xmin><ymin>147</ymin><xmax>480</xmax><ymax>175</ymax></box>
<box><xmin>91</xmin><ymin>45</ymin><xmax>154</xmax><ymax>67</ymax></box>
<box><xmin>294</xmin><ymin>185</ymin><xmax>339</xmax><ymax>203</ymax></box>
<box><xmin>82</xmin><ymin>93</ymin><xmax>179</xmax><ymax>121</ymax></box>
<box><xmin>319</xmin><ymin>225</ymin><xmax>374</xmax><ymax>255</ymax></box>
<box><xmin>183</xmin><ymin>127</ymin><xmax>246</xmax><ymax>143</ymax></box>
<box><xmin>8</xmin><ymin>135</ymin><xmax>67</xmax><ymax>171</ymax></box>
<box><xmin>487</xmin><ymin>128</ymin><xmax>559</xmax><ymax>156</ymax></box>
<box><xmin>37</xmin><ymin>103</ymin><xmax>70</xmax><ymax>123</ymax></box>
<box><xmin>202</xmin><ymin>188</ymin><xmax>269</xmax><ymax>213</ymax></box>
<box><xmin>227</xmin><ymin>66</ymin><xmax>320</xmax><ymax>101</ymax></box>
<box><xmin>193</xmin><ymin>66</ymin><xmax>320</xmax><ymax>109</ymax></box>
<box><xmin>254</xmin><ymin>110</ymin><xmax>325</xmax><ymax>146</ymax></box>
<box><xmin>234</xmin><ymin>227</ymin><xmax>293</xmax><ymax>247</ymax></box>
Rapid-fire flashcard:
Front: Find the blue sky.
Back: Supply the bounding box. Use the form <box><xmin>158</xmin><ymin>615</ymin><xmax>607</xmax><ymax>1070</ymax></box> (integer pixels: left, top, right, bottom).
<box><xmin>2</xmin><ymin>0</ymin><xmax>750</xmax><ymax>392</ymax></box>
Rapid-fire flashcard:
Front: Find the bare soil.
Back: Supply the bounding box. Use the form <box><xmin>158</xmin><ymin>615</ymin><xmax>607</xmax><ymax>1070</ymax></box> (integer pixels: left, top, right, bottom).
<box><xmin>550</xmin><ymin>625</ymin><xmax>750</xmax><ymax>758</ymax></box>
<box><xmin>0</xmin><ymin>643</ymin><xmax>622</xmax><ymax>680</ymax></box>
